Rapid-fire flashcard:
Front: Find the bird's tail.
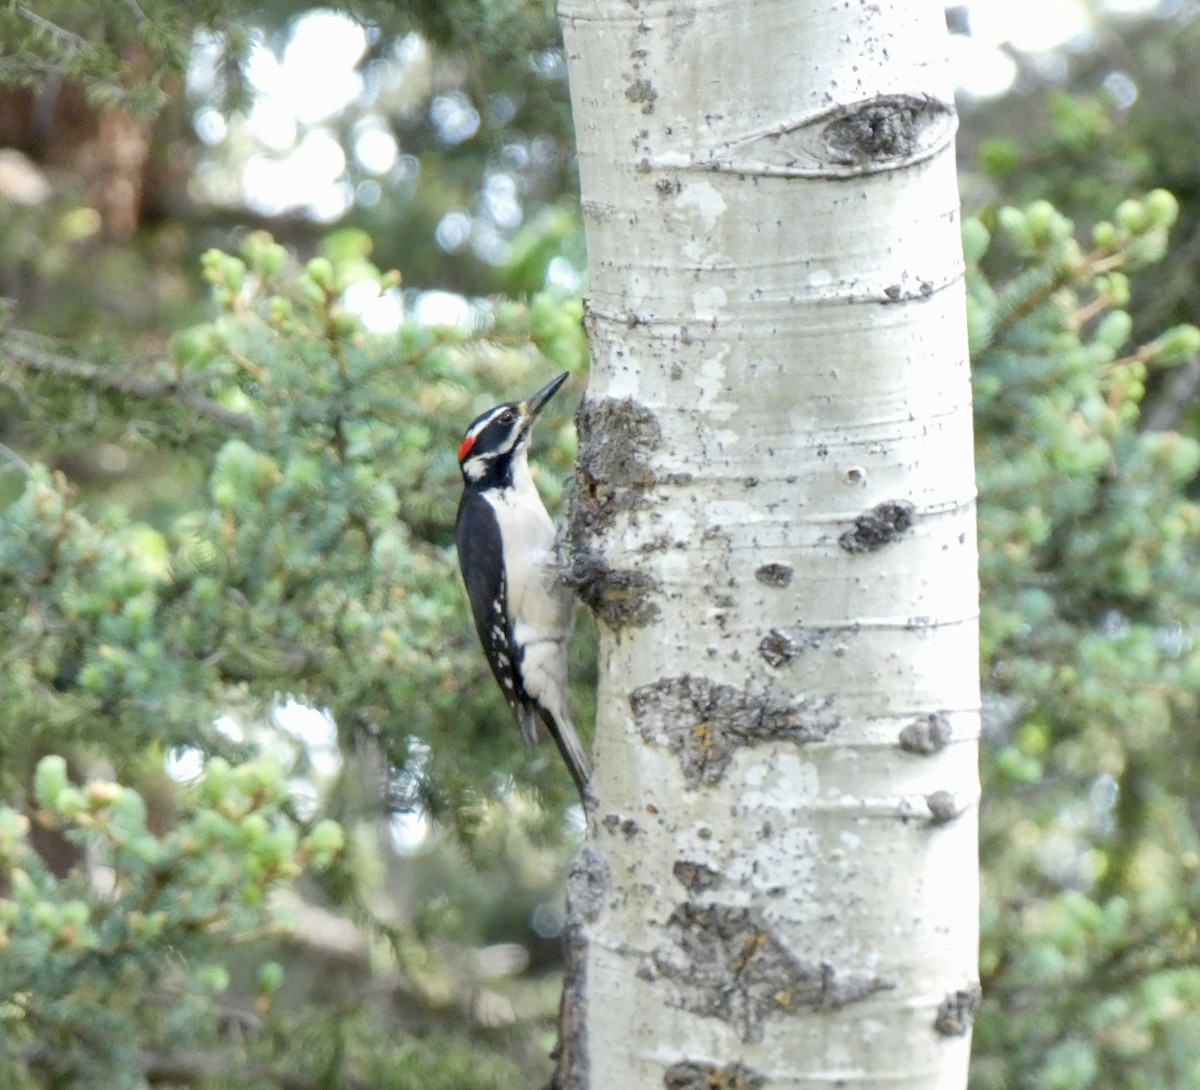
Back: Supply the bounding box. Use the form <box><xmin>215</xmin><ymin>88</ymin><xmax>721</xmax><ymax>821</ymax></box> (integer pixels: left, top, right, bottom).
<box><xmin>519</xmin><ymin>637</ymin><xmax>591</xmax><ymax>801</ymax></box>
<box><xmin>536</xmin><ymin>703</ymin><xmax>591</xmax><ymax>802</ymax></box>
<box><xmin>517</xmin><ymin>705</ymin><xmax>540</xmax><ymax>748</ymax></box>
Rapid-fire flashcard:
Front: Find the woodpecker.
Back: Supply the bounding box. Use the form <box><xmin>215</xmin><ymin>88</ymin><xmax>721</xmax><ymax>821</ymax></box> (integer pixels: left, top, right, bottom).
<box><xmin>455</xmin><ymin>372</ymin><xmax>591</xmax><ymax>799</ymax></box>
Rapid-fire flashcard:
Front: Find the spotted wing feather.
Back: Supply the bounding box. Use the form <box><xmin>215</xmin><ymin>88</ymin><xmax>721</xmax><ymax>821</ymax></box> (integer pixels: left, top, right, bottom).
<box><xmin>455</xmin><ymin>490</ymin><xmax>539</xmax><ymax>745</ymax></box>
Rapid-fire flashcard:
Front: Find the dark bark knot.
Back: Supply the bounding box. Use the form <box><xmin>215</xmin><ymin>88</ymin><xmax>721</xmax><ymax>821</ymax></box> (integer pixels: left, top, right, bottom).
<box><xmin>629</xmin><ymin>675</ymin><xmax>840</xmax><ymax>788</ymax></box>
<box><xmin>925</xmin><ymin>790</ymin><xmax>961</xmax><ymax>825</ymax></box>
<box><xmin>759</xmin><ymin>625</ymin><xmax>843</xmax><ymax>669</ymax></box>
<box><xmin>664</xmin><ymin>1060</ymin><xmax>764</xmax><ymax>1090</ymax></box>
<box><xmin>899</xmin><ymin>712</ymin><xmax>953</xmax><ymax>755</ymax></box>
<box><xmin>934</xmin><ymin>983</ymin><xmax>982</xmax><ymax>1036</ymax></box>
<box><xmin>754</xmin><ymin>563</ymin><xmax>793</xmax><ymax>588</ymax></box>
<box><xmin>758</xmin><ymin>628</ymin><xmax>796</xmax><ymax>668</ymax></box>
<box><xmin>709</xmin><ymin>93</ymin><xmax>954</xmax><ymax>179</ymax></box>
<box><xmin>625</xmin><ymin>77</ymin><xmax>658</xmax><ymax>114</ymax></box>
<box><xmin>673</xmin><ymin>859</ymin><xmax>722</xmax><ymax>894</ymax></box>
<box><xmin>650</xmin><ymin>904</ymin><xmax>893</xmax><ymax>1043</ymax></box>
<box><xmin>602</xmin><ymin>813</ymin><xmax>642</xmax><ymax>839</ymax></box>
<box><xmin>566</xmin><ymin>398</ymin><xmax>662</xmax><ymax>629</ymax></box>
<box><xmin>823</xmin><ymin>94</ymin><xmax>954</xmax><ymax>167</ymax></box>
<box><xmin>839</xmin><ymin>499</ymin><xmax>916</xmax><ymax>553</ymax></box>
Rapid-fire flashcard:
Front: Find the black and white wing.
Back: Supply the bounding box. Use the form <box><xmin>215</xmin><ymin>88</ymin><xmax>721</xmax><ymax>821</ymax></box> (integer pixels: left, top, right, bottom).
<box><xmin>455</xmin><ymin>490</ymin><xmax>539</xmax><ymax>745</ymax></box>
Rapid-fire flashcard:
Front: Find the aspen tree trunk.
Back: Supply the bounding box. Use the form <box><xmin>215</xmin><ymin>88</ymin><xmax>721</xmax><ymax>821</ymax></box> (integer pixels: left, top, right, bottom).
<box><xmin>557</xmin><ymin>2</ymin><xmax>979</xmax><ymax>1089</ymax></box>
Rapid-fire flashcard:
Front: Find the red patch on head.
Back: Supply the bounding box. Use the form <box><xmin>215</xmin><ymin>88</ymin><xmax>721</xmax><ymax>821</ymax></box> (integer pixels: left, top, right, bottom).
<box><xmin>457</xmin><ymin>434</ymin><xmax>475</xmax><ymax>463</ymax></box>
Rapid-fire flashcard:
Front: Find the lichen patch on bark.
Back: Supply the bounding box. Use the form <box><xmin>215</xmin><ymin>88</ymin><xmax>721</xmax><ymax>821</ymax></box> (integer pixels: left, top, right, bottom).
<box><xmin>629</xmin><ymin>675</ymin><xmax>840</xmax><ymax>787</ymax></box>
<box><xmin>759</xmin><ymin>625</ymin><xmax>846</xmax><ymax>667</ymax></box>
<box><xmin>663</xmin><ymin>1059</ymin><xmax>764</xmax><ymax>1090</ymax></box>
<box><xmin>625</xmin><ymin>77</ymin><xmax>658</xmax><ymax>113</ymax></box>
<box><xmin>566</xmin><ymin>550</ymin><xmax>662</xmax><ymax>630</ymax></box>
<box><xmin>602</xmin><ymin>813</ymin><xmax>643</xmax><ymax>839</ymax></box>
<box><xmin>569</xmin><ymin>845</ymin><xmax>612</xmax><ymax>922</ymax></box>
<box><xmin>571</xmin><ymin>396</ymin><xmax>662</xmax><ymax>536</ymax></box>
<box><xmin>565</xmin><ymin>397</ymin><xmax>665</xmax><ymax>631</ymax></box>
<box><xmin>650</xmin><ymin>904</ymin><xmax>893</xmax><ymax>1043</ymax></box>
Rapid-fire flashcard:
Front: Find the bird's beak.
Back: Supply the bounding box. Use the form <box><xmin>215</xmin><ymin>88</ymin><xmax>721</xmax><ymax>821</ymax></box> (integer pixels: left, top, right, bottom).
<box><xmin>524</xmin><ymin>372</ymin><xmax>570</xmax><ymax>421</ymax></box>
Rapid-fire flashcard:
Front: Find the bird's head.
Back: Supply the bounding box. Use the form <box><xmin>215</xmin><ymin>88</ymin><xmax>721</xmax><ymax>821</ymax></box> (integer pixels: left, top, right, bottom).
<box><xmin>457</xmin><ymin>372</ymin><xmax>569</xmax><ymax>486</ymax></box>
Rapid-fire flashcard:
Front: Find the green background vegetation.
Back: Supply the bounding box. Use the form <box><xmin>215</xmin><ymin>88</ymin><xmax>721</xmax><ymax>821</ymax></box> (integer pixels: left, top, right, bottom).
<box><xmin>0</xmin><ymin>1</ymin><xmax>1197</xmax><ymax>1087</ymax></box>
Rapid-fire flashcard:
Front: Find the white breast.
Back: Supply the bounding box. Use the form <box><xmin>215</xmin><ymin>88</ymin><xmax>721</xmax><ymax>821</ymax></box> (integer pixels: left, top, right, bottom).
<box><xmin>484</xmin><ymin>453</ymin><xmax>573</xmax><ymax>643</ymax></box>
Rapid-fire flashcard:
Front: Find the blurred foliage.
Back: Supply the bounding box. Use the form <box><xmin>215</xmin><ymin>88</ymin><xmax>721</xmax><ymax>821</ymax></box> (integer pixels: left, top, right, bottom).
<box><xmin>0</xmin><ymin>224</ymin><xmax>587</xmax><ymax>1085</ymax></box>
<box><xmin>3</xmin><ymin>0</ymin><xmax>1200</xmax><ymax>1088</ymax></box>
<box><xmin>0</xmin><ymin>754</ymin><xmax>342</xmax><ymax>1088</ymax></box>
<box><xmin>0</xmin><ymin>0</ymin><xmax>578</xmax><ymax>333</ymax></box>
<box><xmin>0</xmin><ymin>0</ymin><xmax>211</xmax><ymax>115</ymax></box>
<box><xmin>957</xmin><ymin>13</ymin><xmax>1200</xmax><ymax>1080</ymax></box>
<box><xmin>968</xmin><ymin>188</ymin><xmax>1200</xmax><ymax>1090</ymax></box>
<box><xmin>958</xmin><ymin>1</ymin><xmax>1200</xmax><ymax>405</ymax></box>
<box><xmin>0</xmin><ymin>5</ymin><xmax>588</xmax><ymax>1080</ymax></box>
<box><xmin>1</xmin><ymin>224</ymin><xmax>589</xmax><ymax>802</ymax></box>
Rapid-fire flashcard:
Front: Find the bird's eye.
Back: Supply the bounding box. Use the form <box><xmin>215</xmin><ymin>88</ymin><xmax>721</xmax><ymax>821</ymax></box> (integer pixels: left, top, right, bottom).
<box><xmin>499</xmin><ymin>409</ymin><xmax>516</xmax><ymax>425</ymax></box>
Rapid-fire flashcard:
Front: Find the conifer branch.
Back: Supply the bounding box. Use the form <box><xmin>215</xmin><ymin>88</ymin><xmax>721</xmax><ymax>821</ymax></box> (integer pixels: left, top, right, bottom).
<box><xmin>1</xmin><ymin>328</ymin><xmax>253</xmax><ymax>431</ymax></box>
<box><xmin>26</xmin><ymin>1046</ymin><xmax>371</xmax><ymax>1090</ymax></box>
<box><xmin>0</xmin><ymin>441</ymin><xmax>32</xmax><ymax>475</ymax></box>
<box><xmin>1140</xmin><ymin>355</ymin><xmax>1200</xmax><ymax>433</ymax></box>
<box><xmin>16</xmin><ymin>5</ymin><xmax>87</xmax><ymax>51</ymax></box>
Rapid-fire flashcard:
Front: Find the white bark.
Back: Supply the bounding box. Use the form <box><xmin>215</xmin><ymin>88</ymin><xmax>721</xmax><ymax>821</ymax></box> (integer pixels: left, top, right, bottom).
<box><xmin>558</xmin><ymin>2</ymin><xmax>979</xmax><ymax>1089</ymax></box>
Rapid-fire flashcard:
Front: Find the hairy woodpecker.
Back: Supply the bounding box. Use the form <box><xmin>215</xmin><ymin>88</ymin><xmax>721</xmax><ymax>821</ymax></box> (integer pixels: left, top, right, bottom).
<box><xmin>455</xmin><ymin>372</ymin><xmax>591</xmax><ymax>799</ymax></box>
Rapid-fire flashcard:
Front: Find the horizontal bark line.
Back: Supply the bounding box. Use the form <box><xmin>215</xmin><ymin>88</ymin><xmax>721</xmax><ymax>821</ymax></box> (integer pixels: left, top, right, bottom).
<box><xmin>606</xmin><ymin>516</ymin><xmax>977</xmax><ymax>545</ymax></box>
<box><xmin>764</xmin><ymin>791</ymin><xmax>981</xmax><ymax>818</ymax></box>
<box><xmin>799</xmin><ymin>728</ymin><xmax>982</xmax><ymax>749</ymax></box>
<box><xmin>600</xmin><ymin>613</ymin><xmax>981</xmax><ymax>632</ymax></box>
<box><xmin>811</xmin><ymin>496</ymin><xmax>977</xmax><ymax>521</ymax></box>
<box><xmin>566</xmin><ymin>393</ymin><xmax>976</xmax><ymax>431</ymax></box>
<box><xmin>570</xmin><ymin>441</ymin><xmax>978</xmax><ymax>480</ymax></box>
<box><xmin>602</xmin><ymin>547</ymin><xmax>977</xmax><ymax>575</ymax></box>
<box><xmin>621</xmin><ymin>710</ymin><xmax>984</xmax><ymax>745</ymax></box>
<box><xmin>593</xmin><ymin>457</ymin><xmax>976</xmax><ymax>476</ymax></box>
<box><xmin>607</xmin><ymin>478</ymin><xmax>976</xmax><ymax>498</ymax></box>
<box><xmin>559</xmin><ymin>2</ymin><xmax>771</xmax><ymax>24</ymax></box>
<box><xmin>768</xmin><ymin>615</ymin><xmax>979</xmax><ymax>630</ymax></box>
<box><xmin>558</xmin><ymin>6</ymin><xmax>665</xmax><ymax>23</ymax></box>
<box><xmin>639</xmin><ymin>148</ymin><xmax>954</xmax><ymax>179</ymax></box>
<box><xmin>582</xmin><ymin>275</ymin><xmax>966</xmax><ymax>313</ymax></box>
